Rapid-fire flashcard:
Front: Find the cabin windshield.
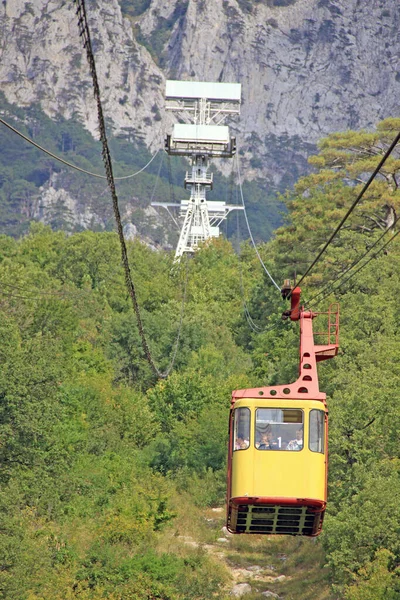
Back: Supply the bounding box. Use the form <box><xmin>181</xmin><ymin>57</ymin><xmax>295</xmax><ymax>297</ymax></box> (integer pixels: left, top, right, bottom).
<box><xmin>233</xmin><ymin>407</ymin><xmax>250</xmax><ymax>450</ymax></box>
<box><xmin>255</xmin><ymin>408</ymin><xmax>303</xmax><ymax>451</ymax></box>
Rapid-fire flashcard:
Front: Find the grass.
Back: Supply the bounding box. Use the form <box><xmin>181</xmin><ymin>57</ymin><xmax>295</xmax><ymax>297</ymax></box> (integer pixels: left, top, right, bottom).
<box><xmin>155</xmin><ymin>489</ymin><xmax>225</xmax><ymax>551</ymax></box>
<box><xmin>153</xmin><ymin>481</ymin><xmax>336</xmax><ymax>600</ymax></box>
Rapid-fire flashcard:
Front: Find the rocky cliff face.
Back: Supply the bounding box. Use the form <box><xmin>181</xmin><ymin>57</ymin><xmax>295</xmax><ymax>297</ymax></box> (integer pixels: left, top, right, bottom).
<box><xmin>1</xmin><ymin>0</ymin><xmax>399</xmax><ymax>233</ymax></box>
<box><xmin>0</xmin><ymin>0</ymin><xmax>166</xmax><ymax>148</ymax></box>
<box><xmin>138</xmin><ymin>0</ymin><xmax>400</xmax><ymax>184</ymax></box>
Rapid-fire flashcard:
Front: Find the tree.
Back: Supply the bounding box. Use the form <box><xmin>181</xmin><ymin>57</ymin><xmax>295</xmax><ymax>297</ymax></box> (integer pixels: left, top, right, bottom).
<box><xmin>344</xmin><ymin>549</ymin><xmax>400</xmax><ymax>600</ymax></box>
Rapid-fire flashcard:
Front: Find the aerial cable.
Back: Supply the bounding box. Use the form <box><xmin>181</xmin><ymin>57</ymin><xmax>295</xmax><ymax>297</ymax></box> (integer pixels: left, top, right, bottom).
<box><xmin>0</xmin><ymin>281</ymin><xmax>86</xmax><ymax>301</ymax></box>
<box><xmin>0</xmin><ymin>116</ymin><xmax>161</xmax><ymax>180</ymax></box>
<box><xmin>235</xmin><ymin>151</ymin><xmax>281</xmax><ymax>291</ymax></box>
<box><xmin>167</xmin><ymin>154</ymin><xmax>177</xmax><ymax>204</ymax></box>
<box><xmin>308</xmin><ymin>228</ymin><xmax>400</xmax><ymax>308</ymax></box>
<box><xmin>233</xmin><ymin>168</ymin><xmax>296</xmax><ymax>333</ymax></box>
<box><xmin>307</xmin><ymin>227</ymin><xmax>400</xmax><ymax>309</ymax></box>
<box><xmin>73</xmin><ymin>0</ymin><xmax>185</xmax><ymax>379</ymax></box>
<box><xmin>149</xmin><ymin>149</ymin><xmax>165</xmax><ymax>205</ymax></box>
<box><xmin>234</xmin><ymin>198</ymin><xmax>283</xmax><ymax>334</ymax></box>
<box><xmin>239</xmin><ymin>259</ymin><xmax>265</xmax><ymax>333</ymax></box>
<box><xmin>0</xmin><ymin>278</ymin><xmax>88</xmax><ymax>299</ymax></box>
<box><xmin>235</xmin><ymin>206</ymin><xmax>266</xmax><ymax>333</ymax></box>
<box><xmin>233</xmin><ymin>164</ymin><xmax>284</xmax><ymax>333</ymax></box>
<box><xmin>234</xmin><ymin>180</ymin><xmax>262</xmax><ymax>332</ymax></box>
<box><xmin>165</xmin><ymin>254</ymin><xmax>189</xmax><ymax>370</ymax></box>
<box><xmin>306</xmin><ymin>215</ymin><xmax>400</xmax><ymax>306</ymax></box>
<box><xmin>244</xmin><ymin>303</ymin><xmax>265</xmax><ymax>333</ymax></box>
<box><xmin>295</xmin><ymin>128</ymin><xmax>400</xmax><ymax>291</ymax></box>
<box><xmin>0</xmin><ymin>288</ymin><xmax>52</xmax><ymax>301</ymax></box>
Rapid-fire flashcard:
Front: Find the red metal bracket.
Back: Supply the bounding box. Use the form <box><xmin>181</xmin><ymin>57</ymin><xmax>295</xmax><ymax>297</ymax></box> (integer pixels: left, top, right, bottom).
<box><xmin>232</xmin><ymin>287</ymin><xmax>339</xmax><ymax>402</ymax></box>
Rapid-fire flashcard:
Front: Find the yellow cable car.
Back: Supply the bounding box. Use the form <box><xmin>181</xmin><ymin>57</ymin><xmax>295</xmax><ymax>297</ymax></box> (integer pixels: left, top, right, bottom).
<box><xmin>227</xmin><ymin>287</ymin><xmax>339</xmax><ymax>536</ymax></box>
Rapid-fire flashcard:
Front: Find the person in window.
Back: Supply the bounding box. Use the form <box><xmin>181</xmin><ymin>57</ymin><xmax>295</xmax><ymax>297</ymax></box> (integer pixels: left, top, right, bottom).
<box><xmin>258</xmin><ymin>432</ymin><xmax>278</xmax><ymax>450</ymax></box>
<box><xmin>235</xmin><ymin>437</ymin><xmax>249</xmax><ymax>450</ymax></box>
<box><xmin>287</xmin><ymin>428</ymin><xmax>303</xmax><ymax>451</ymax></box>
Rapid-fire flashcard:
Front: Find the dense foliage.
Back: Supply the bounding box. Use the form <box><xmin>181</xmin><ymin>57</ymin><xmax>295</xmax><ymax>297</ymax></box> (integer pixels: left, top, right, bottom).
<box><xmin>2</xmin><ymin>117</ymin><xmax>400</xmax><ymax>598</ymax></box>
<box><xmin>251</xmin><ymin>118</ymin><xmax>400</xmax><ymax>598</ymax></box>
<box><xmin>0</xmin><ymin>223</ymin><xmax>255</xmax><ymax>599</ymax></box>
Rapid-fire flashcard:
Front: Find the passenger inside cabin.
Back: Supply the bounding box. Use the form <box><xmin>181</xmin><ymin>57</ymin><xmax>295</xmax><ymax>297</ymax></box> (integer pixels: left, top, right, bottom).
<box><xmin>235</xmin><ymin>437</ymin><xmax>249</xmax><ymax>450</ymax></box>
<box><xmin>258</xmin><ymin>432</ymin><xmax>278</xmax><ymax>450</ymax></box>
<box><xmin>287</xmin><ymin>428</ymin><xmax>303</xmax><ymax>451</ymax></box>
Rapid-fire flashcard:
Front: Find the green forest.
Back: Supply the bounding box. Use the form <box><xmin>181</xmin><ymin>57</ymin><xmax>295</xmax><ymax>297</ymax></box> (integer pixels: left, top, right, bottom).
<box><xmin>1</xmin><ymin>117</ymin><xmax>400</xmax><ymax>599</ymax></box>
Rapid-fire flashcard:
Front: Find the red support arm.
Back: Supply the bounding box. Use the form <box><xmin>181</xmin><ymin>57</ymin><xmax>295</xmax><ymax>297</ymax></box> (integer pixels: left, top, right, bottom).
<box><xmin>232</xmin><ymin>288</ymin><xmax>339</xmax><ymax>402</ymax></box>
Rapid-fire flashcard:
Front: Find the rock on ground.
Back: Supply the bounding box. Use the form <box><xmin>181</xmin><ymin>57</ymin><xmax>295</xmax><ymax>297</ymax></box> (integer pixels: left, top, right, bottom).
<box><xmin>231</xmin><ymin>583</ymin><xmax>252</xmax><ymax>597</ymax></box>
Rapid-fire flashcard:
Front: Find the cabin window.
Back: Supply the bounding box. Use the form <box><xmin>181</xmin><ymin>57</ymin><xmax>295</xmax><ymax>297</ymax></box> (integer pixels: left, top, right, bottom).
<box><xmin>233</xmin><ymin>407</ymin><xmax>250</xmax><ymax>450</ymax></box>
<box><xmin>309</xmin><ymin>410</ymin><xmax>325</xmax><ymax>453</ymax></box>
<box><xmin>255</xmin><ymin>408</ymin><xmax>303</xmax><ymax>451</ymax></box>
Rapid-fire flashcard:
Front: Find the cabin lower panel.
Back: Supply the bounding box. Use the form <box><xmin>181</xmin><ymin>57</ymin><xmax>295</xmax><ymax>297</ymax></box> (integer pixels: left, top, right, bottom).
<box><xmin>227</xmin><ymin>498</ymin><xmax>325</xmax><ymax>536</ymax></box>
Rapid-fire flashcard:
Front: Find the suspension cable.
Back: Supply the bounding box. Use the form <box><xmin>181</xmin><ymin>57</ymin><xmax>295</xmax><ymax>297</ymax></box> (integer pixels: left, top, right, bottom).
<box><xmin>235</xmin><ymin>151</ymin><xmax>281</xmax><ymax>291</ymax></box>
<box><xmin>167</xmin><ymin>154</ymin><xmax>177</xmax><ymax>204</ymax></box>
<box><xmin>307</xmin><ymin>228</ymin><xmax>400</xmax><ymax>309</ymax></box>
<box><xmin>0</xmin><ymin>278</ymin><xmax>87</xmax><ymax>299</ymax></box>
<box><xmin>235</xmin><ymin>203</ymin><xmax>267</xmax><ymax>333</ymax></box>
<box><xmin>295</xmin><ymin>129</ymin><xmax>400</xmax><ymax>290</ymax></box>
<box><xmin>149</xmin><ymin>150</ymin><xmax>165</xmax><ymax>204</ymax></box>
<box><xmin>166</xmin><ymin>255</ymin><xmax>189</xmax><ymax>371</ymax></box>
<box><xmin>0</xmin><ymin>116</ymin><xmax>160</xmax><ymax>180</ymax></box>
<box><xmin>73</xmin><ymin>0</ymin><xmax>184</xmax><ymax>379</ymax></box>
<box><xmin>306</xmin><ymin>215</ymin><xmax>400</xmax><ymax>306</ymax></box>
<box><xmin>234</xmin><ymin>188</ymin><xmax>286</xmax><ymax>334</ymax></box>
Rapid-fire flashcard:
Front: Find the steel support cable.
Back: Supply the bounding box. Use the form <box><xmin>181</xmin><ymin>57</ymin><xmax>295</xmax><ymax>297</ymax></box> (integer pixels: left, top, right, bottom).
<box><xmin>73</xmin><ymin>0</ymin><xmax>184</xmax><ymax>379</ymax></box>
<box><xmin>167</xmin><ymin>154</ymin><xmax>177</xmax><ymax>204</ymax></box>
<box><xmin>306</xmin><ymin>215</ymin><xmax>400</xmax><ymax>306</ymax></box>
<box><xmin>234</xmin><ymin>197</ymin><xmax>282</xmax><ymax>334</ymax></box>
<box><xmin>0</xmin><ymin>289</ymin><xmax>50</xmax><ymax>301</ymax></box>
<box><xmin>234</xmin><ymin>180</ymin><xmax>261</xmax><ymax>332</ymax></box>
<box><xmin>0</xmin><ymin>279</ymin><xmax>88</xmax><ymax>299</ymax></box>
<box><xmin>166</xmin><ymin>254</ymin><xmax>189</xmax><ymax>370</ymax></box>
<box><xmin>0</xmin><ymin>285</ymin><xmax>85</xmax><ymax>301</ymax></box>
<box><xmin>0</xmin><ymin>116</ymin><xmax>161</xmax><ymax>180</ymax></box>
<box><xmin>235</xmin><ymin>207</ymin><xmax>266</xmax><ymax>333</ymax></box>
<box><xmin>294</xmin><ymin>129</ymin><xmax>400</xmax><ymax>291</ymax></box>
<box><xmin>149</xmin><ymin>149</ymin><xmax>165</xmax><ymax>204</ymax></box>
<box><xmin>238</xmin><ymin>251</ymin><xmax>294</xmax><ymax>334</ymax></box>
<box><xmin>307</xmin><ymin>228</ymin><xmax>400</xmax><ymax>310</ymax></box>
<box><xmin>235</xmin><ymin>151</ymin><xmax>281</xmax><ymax>291</ymax></box>
<box><xmin>241</xmin><ymin>274</ymin><xmax>264</xmax><ymax>333</ymax></box>
<box><xmin>244</xmin><ymin>304</ymin><xmax>264</xmax><ymax>332</ymax></box>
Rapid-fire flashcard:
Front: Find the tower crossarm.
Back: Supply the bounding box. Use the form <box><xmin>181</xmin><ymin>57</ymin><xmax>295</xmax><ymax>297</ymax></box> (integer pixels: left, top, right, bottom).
<box><xmin>165</xmin><ymin>80</ymin><xmax>241</xmax><ymax>126</ymax></box>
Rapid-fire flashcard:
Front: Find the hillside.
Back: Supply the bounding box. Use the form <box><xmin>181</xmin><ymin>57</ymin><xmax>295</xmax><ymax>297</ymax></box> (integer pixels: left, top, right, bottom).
<box><xmin>1</xmin><ymin>117</ymin><xmax>400</xmax><ymax>598</ymax></box>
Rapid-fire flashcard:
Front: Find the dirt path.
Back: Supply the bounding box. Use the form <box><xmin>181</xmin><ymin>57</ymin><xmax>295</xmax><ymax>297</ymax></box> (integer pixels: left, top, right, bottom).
<box><xmin>177</xmin><ymin>508</ymin><xmax>288</xmax><ymax>598</ymax></box>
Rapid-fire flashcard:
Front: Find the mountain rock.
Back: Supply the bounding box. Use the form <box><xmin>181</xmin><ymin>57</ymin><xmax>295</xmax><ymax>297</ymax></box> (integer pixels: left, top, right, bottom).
<box><xmin>0</xmin><ymin>0</ymin><xmax>166</xmax><ymax>148</ymax></box>
<box><xmin>138</xmin><ymin>0</ymin><xmax>400</xmax><ymax>185</ymax></box>
<box><xmin>232</xmin><ymin>583</ymin><xmax>252</xmax><ymax>597</ymax></box>
<box><xmin>1</xmin><ymin>0</ymin><xmax>399</xmax><ymax>234</ymax></box>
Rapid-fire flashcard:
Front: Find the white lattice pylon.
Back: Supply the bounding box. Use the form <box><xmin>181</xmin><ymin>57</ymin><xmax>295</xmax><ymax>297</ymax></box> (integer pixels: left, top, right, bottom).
<box><xmin>154</xmin><ymin>80</ymin><xmax>242</xmax><ymax>262</ymax></box>
<box><xmin>175</xmin><ymin>155</ymin><xmax>214</xmax><ymax>259</ymax></box>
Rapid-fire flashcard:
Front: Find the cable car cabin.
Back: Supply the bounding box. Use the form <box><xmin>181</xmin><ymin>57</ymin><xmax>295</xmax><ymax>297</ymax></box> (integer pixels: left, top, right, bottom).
<box><xmin>227</xmin><ymin>287</ymin><xmax>339</xmax><ymax>537</ymax></box>
<box><xmin>227</xmin><ymin>399</ymin><xmax>328</xmax><ymax>536</ymax></box>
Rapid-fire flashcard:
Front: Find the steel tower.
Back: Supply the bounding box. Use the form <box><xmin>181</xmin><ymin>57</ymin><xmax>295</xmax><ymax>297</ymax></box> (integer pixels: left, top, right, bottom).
<box><xmin>153</xmin><ymin>80</ymin><xmax>243</xmax><ymax>262</ymax></box>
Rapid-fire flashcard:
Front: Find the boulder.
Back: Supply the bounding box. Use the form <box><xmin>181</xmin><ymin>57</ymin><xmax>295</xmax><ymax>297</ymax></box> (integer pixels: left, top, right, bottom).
<box><xmin>231</xmin><ymin>583</ymin><xmax>252</xmax><ymax>597</ymax></box>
